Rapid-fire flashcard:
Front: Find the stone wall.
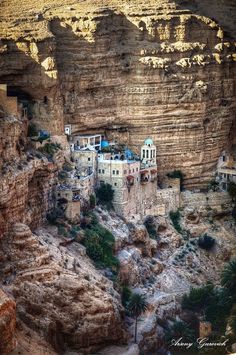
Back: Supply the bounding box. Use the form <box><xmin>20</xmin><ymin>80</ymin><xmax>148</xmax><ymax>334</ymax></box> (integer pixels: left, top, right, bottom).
<box><xmin>181</xmin><ymin>190</ymin><xmax>232</xmax><ymax>214</ymax></box>
<box><xmin>0</xmin><ymin>84</ymin><xmax>18</xmax><ymax>117</ymax></box>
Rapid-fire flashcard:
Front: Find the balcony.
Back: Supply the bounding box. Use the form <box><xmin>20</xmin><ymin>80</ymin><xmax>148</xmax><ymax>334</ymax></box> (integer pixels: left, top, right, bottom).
<box><xmin>127</xmin><ymin>175</ymin><xmax>135</xmax><ymax>187</ymax></box>
<box><xmin>140</xmin><ymin>169</ymin><xmax>149</xmax><ymax>184</ymax></box>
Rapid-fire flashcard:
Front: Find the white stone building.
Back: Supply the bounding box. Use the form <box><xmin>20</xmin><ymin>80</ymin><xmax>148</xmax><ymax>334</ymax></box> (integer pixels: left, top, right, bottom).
<box><xmin>97</xmin><ymin>139</ymin><xmax>159</xmax><ymax>217</ymax></box>
<box><xmin>217</xmin><ymin>149</ymin><xmax>236</xmax><ymax>191</ymax></box>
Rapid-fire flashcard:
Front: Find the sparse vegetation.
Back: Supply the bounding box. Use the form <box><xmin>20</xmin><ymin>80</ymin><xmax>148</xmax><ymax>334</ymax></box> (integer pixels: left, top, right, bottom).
<box><xmin>169</xmin><ymin>209</ymin><xmax>182</xmax><ymax>233</ymax></box>
<box><xmin>38</xmin><ymin>142</ymin><xmax>61</xmax><ymax>158</ymax></box>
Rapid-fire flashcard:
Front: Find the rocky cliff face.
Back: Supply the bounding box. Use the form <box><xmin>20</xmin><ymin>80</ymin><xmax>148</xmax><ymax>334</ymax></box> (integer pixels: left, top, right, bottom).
<box><xmin>0</xmin><ymin>289</ymin><xmax>16</xmax><ymax>354</ymax></box>
<box><xmin>0</xmin><ymin>223</ymin><xmax>126</xmax><ymax>353</ymax></box>
<box><xmin>1</xmin><ymin>0</ymin><xmax>236</xmax><ymax>187</ymax></box>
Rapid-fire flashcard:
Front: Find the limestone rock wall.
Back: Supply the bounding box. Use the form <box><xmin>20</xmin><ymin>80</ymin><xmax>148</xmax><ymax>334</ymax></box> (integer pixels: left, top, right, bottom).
<box><xmin>0</xmin><ymin>155</ymin><xmax>57</xmax><ymax>237</ymax></box>
<box><xmin>0</xmin><ymin>224</ymin><xmax>126</xmax><ymax>353</ymax></box>
<box><xmin>0</xmin><ymin>0</ymin><xmax>236</xmax><ymax>188</ymax></box>
<box><xmin>0</xmin><ymin>289</ymin><xmax>16</xmax><ymax>354</ymax></box>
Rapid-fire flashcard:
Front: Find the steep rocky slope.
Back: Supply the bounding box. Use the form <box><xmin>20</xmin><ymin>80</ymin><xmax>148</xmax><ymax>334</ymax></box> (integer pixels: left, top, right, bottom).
<box><xmin>0</xmin><ymin>223</ymin><xmax>126</xmax><ymax>354</ymax></box>
<box><xmin>0</xmin><ymin>0</ymin><xmax>236</xmax><ymax>187</ymax></box>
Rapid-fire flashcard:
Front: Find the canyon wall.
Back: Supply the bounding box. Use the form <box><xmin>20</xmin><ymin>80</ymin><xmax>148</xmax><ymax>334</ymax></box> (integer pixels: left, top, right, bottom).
<box><xmin>1</xmin><ymin>0</ymin><xmax>236</xmax><ymax>187</ymax></box>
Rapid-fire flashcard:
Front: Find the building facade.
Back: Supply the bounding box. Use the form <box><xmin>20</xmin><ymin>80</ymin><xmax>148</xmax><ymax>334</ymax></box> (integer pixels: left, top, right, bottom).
<box><xmin>217</xmin><ymin>149</ymin><xmax>236</xmax><ymax>191</ymax></box>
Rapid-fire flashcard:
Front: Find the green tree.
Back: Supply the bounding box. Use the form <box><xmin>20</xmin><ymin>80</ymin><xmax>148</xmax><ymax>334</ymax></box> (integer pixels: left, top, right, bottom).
<box><xmin>128</xmin><ymin>293</ymin><xmax>148</xmax><ymax>343</ymax></box>
<box><xmin>221</xmin><ymin>259</ymin><xmax>236</xmax><ymax>297</ymax></box>
<box><xmin>96</xmin><ymin>183</ymin><xmax>114</xmax><ymax>208</ymax></box>
<box><xmin>164</xmin><ymin>320</ymin><xmax>195</xmax><ymax>345</ymax></box>
<box><xmin>182</xmin><ymin>284</ymin><xmax>215</xmax><ymax>312</ymax></box>
<box><xmin>121</xmin><ymin>285</ymin><xmax>132</xmax><ymax>309</ymax></box>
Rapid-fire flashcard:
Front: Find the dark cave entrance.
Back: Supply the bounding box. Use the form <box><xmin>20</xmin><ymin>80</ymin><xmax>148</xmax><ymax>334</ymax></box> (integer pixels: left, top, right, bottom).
<box><xmin>7</xmin><ymin>86</ymin><xmax>35</xmax><ymax>119</ymax></box>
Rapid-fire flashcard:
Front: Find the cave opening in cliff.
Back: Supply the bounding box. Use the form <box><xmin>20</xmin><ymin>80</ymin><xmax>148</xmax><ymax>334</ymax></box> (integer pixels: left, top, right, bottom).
<box><xmin>7</xmin><ymin>86</ymin><xmax>34</xmax><ymax>119</ymax></box>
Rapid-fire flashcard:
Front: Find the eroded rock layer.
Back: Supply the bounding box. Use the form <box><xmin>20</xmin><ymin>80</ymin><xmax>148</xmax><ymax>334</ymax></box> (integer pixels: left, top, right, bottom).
<box><xmin>0</xmin><ymin>1</ymin><xmax>236</xmax><ymax>185</ymax></box>
<box><xmin>0</xmin><ymin>223</ymin><xmax>126</xmax><ymax>353</ymax></box>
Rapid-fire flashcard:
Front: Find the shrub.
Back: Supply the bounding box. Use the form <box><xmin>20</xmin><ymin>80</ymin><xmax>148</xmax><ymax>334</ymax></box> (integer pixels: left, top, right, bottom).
<box><xmin>58</xmin><ymin>226</ymin><xmax>67</xmax><ymax>237</ymax></box>
<box><xmin>169</xmin><ymin>210</ymin><xmax>182</xmax><ymax>233</ymax></box>
<box><xmin>182</xmin><ymin>284</ymin><xmax>215</xmax><ymax>312</ymax></box>
<box><xmin>27</xmin><ymin>123</ymin><xmax>38</xmax><ymax>137</ymax></box>
<box><xmin>38</xmin><ymin>142</ymin><xmax>61</xmax><ymax>158</ymax></box>
<box><xmin>89</xmin><ymin>194</ymin><xmax>96</xmax><ymax>209</ymax></box>
<box><xmin>62</xmin><ymin>162</ymin><xmax>74</xmax><ymax>172</ymax></box>
<box><xmin>46</xmin><ymin>207</ymin><xmax>65</xmax><ymax>224</ymax></box>
<box><xmin>96</xmin><ymin>183</ymin><xmax>114</xmax><ymax>208</ymax></box>
<box><xmin>164</xmin><ymin>320</ymin><xmax>195</xmax><ymax>345</ymax></box>
<box><xmin>198</xmin><ymin>234</ymin><xmax>215</xmax><ymax>250</ymax></box>
<box><xmin>58</xmin><ymin>171</ymin><xmax>68</xmax><ymax>180</ymax></box>
<box><xmin>209</xmin><ymin>179</ymin><xmax>219</xmax><ymax>192</ymax></box>
<box><xmin>144</xmin><ymin>216</ymin><xmax>157</xmax><ymax>239</ymax></box>
<box><xmin>228</xmin><ymin>182</ymin><xmax>236</xmax><ymax>200</ymax></box>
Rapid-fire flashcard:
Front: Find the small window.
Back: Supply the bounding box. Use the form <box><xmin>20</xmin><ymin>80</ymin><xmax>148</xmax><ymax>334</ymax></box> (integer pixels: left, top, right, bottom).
<box><xmin>146</xmin><ymin>150</ymin><xmax>149</xmax><ymax>159</ymax></box>
<box><xmin>116</xmin><ymin>170</ymin><xmax>119</xmax><ymax>175</ymax></box>
<box><xmin>136</xmin><ymin>167</ymin><xmax>138</xmax><ymax>172</ymax></box>
<box><xmin>58</xmin><ymin>193</ymin><xmax>61</xmax><ymax>197</ymax></box>
<box><xmin>102</xmin><ymin>169</ymin><xmax>105</xmax><ymax>174</ymax></box>
<box><xmin>98</xmin><ymin>169</ymin><xmax>101</xmax><ymax>173</ymax></box>
<box><xmin>114</xmin><ymin>182</ymin><xmax>117</xmax><ymax>186</ymax></box>
<box><xmin>142</xmin><ymin>149</ymin><xmax>145</xmax><ymax>158</ymax></box>
<box><xmin>88</xmin><ymin>157</ymin><xmax>91</xmax><ymax>161</ymax></box>
<box><xmin>222</xmin><ymin>156</ymin><xmax>226</xmax><ymax>162</ymax></box>
<box><xmin>137</xmin><ymin>177</ymin><xmax>139</xmax><ymax>181</ymax></box>
<box><xmin>133</xmin><ymin>168</ymin><xmax>134</xmax><ymax>173</ymax></box>
<box><xmin>124</xmin><ymin>170</ymin><xmax>127</xmax><ymax>174</ymax></box>
<box><xmin>113</xmin><ymin>170</ymin><xmax>115</xmax><ymax>175</ymax></box>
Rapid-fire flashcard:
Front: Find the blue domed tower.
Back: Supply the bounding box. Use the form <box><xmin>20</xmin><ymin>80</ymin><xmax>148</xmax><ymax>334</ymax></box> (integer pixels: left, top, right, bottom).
<box><xmin>141</xmin><ymin>138</ymin><xmax>156</xmax><ymax>166</ymax></box>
